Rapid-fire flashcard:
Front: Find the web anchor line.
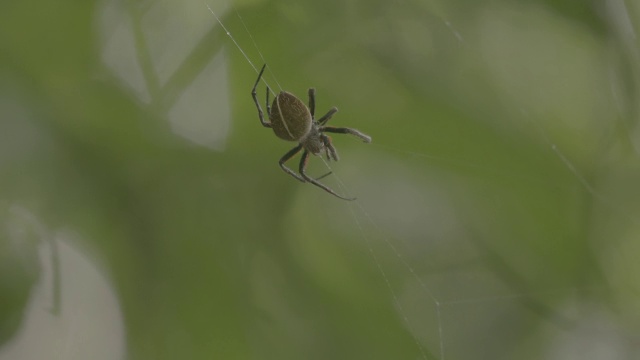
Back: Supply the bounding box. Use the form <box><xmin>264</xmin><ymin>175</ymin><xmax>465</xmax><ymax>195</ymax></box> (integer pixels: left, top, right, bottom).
<box><xmin>233</xmin><ymin>8</ymin><xmax>283</xmax><ymax>92</ymax></box>
<box><xmin>204</xmin><ymin>1</ymin><xmax>279</xmax><ymax>97</ymax></box>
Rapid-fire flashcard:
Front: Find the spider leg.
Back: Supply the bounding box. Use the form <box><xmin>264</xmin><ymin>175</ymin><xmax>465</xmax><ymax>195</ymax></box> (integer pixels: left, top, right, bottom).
<box><xmin>299</xmin><ymin>151</ymin><xmax>355</xmax><ymax>201</ymax></box>
<box><xmin>279</xmin><ymin>144</ymin><xmax>332</xmax><ymax>182</ymax></box>
<box><xmin>322</xmin><ymin>135</ymin><xmax>339</xmax><ymax>161</ymax></box>
<box><xmin>315</xmin><ymin>171</ymin><xmax>332</xmax><ymax>180</ymax></box>
<box><xmin>252</xmin><ymin>64</ymin><xmax>272</xmax><ymax>128</ymax></box>
<box><xmin>279</xmin><ymin>144</ymin><xmax>305</xmax><ymax>182</ymax></box>
<box><xmin>321</xmin><ymin>126</ymin><xmax>372</xmax><ymax>143</ymax></box>
<box><xmin>316</xmin><ymin>107</ymin><xmax>338</xmax><ymax>126</ymax></box>
<box><xmin>266</xmin><ymin>86</ymin><xmax>271</xmax><ymax>115</ymax></box>
<box><xmin>308</xmin><ymin>88</ymin><xmax>316</xmax><ymax>119</ymax></box>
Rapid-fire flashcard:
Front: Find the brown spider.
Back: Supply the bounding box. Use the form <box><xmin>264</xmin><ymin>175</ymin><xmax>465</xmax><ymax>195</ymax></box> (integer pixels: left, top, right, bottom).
<box><xmin>252</xmin><ymin>64</ymin><xmax>372</xmax><ymax>200</ymax></box>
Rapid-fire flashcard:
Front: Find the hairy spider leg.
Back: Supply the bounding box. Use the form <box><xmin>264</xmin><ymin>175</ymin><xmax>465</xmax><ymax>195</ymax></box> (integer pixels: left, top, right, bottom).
<box><xmin>265</xmin><ymin>86</ymin><xmax>271</xmax><ymax>115</ymax></box>
<box><xmin>251</xmin><ymin>64</ymin><xmax>271</xmax><ymax>128</ymax></box>
<box><xmin>316</xmin><ymin>107</ymin><xmax>338</xmax><ymax>126</ymax></box>
<box><xmin>315</xmin><ymin>172</ymin><xmax>332</xmax><ymax>181</ymax></box>
<box><xmin>279</xmin><ymin>144</ymin><xmax>305</xmax><ymax>182</ymax></box>
<box><xmin>280</xmin><ymin>145</ymin><xmax>333</xmax><ymax>182</ymax></box>
<box><xmin>322</xmin><ymin>126</ymin><xmax>372</xmax><ymax>143</ymax></box>
<box><xmin>321</xmin><ymin>135</ymin><xmax>339</xmax><ymax>161</ymax></box>
<box><xmin>299</xmin><ymin>151</ymin><xmax>356</xmax><ymax>201</ymax></box>
<box><xmin>306</xmin><ymin>87</ymin><xmax>333</xmax><ymax>178</ymax></box>
<box><xmin>308</xmin><ymin>88</ymin><xmax>316</xmax><ymax>118</ymax></box>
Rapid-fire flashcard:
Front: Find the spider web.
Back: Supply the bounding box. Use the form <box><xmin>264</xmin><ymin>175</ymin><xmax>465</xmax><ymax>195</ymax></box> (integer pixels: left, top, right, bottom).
<box><xmin>200</xmin><ymin>1</ymin><xmax>640</xmax><ymax>359</ymax></box>
<box><xmin>4</xmin><ymin>1</ymin><xmax>638</xmax><ymax>359</ymax></box>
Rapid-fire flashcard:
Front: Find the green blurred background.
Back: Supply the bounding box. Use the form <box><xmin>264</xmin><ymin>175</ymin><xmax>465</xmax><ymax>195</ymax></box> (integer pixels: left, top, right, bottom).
<box><xmin>1</xmin><ymin>0</ymin><xmax>639</xmax><ymax>359</ymax></box>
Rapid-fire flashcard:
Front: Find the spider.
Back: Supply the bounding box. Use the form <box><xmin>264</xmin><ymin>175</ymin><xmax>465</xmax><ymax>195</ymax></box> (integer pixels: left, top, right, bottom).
<box><xmin>252</xmin><ymin>64</ymin><xmax>372</xmax><ymax>200</ymax></box>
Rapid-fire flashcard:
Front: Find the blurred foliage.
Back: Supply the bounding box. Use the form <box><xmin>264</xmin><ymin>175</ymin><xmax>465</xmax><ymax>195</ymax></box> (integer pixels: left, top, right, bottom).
<box><xmin>1</xmin><ymin>0</ymin><xmax>640</xmax><ymax>359</ymax></box>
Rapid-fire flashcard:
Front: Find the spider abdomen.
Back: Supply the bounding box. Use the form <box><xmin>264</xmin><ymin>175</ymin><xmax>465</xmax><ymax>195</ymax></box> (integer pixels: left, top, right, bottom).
<box><xmin>269</xmin><ymin>91</ymin><xmax>312</xmax><ymax>141</ymax></box>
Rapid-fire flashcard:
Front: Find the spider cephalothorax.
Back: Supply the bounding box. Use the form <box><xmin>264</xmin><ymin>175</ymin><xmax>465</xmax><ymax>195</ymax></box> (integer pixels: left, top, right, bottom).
<box><xmin>251</xmin><ymin>64</ymin><xmax>371</xmax><ymax>200</ymax></box>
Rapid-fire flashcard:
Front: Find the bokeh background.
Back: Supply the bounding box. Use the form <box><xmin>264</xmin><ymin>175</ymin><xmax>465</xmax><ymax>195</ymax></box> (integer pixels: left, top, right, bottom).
<box><xmin>1</xmin><ymin>0</ymin><xmax>640</xmax><ymax>359</ymax></box>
